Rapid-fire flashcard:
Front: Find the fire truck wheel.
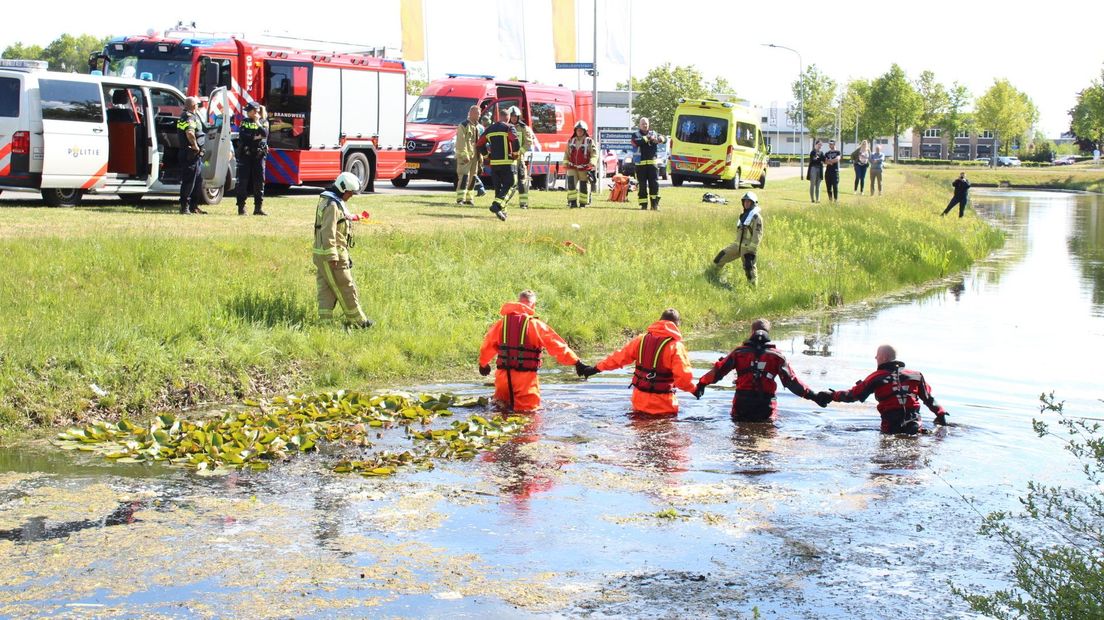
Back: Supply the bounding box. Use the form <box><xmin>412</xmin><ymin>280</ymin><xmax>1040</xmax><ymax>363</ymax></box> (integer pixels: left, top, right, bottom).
<box><xmin>390</xmin><ymin>176</ymin><xmax>410</xmax><ymax>188</ymax></box>
<box><xmin>343</xmin><ymin>152</ymin><xmax>371</xmax><ymax>193</ymax></box>
<box><xmin>41</xmin><ymin>188</ymin><xmax>84</xmax><ymax>208</ymax></box>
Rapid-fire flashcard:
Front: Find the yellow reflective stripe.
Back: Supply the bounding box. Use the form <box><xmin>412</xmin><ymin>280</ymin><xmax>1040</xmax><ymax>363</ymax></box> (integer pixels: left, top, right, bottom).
<box><xmin>490</xmin><ymin>159</ymin><xmax>514</xmax><ymax>166</ymax></box>
<box><xmin>638</xmin><ymin>159</ymin><xmax>656</xmax><ymax>165</ymax></box>
<box><xmin>313</xmin><ymin>248</ymin><xmax>338</xmax><ymax>256</ymax></box>
<box><xmin>322</xmin><ymin>262</ymin><xmax>350</xmax><ymax>316</ymax></box>
<box><xmin>653</xmin><ymin>337</ymin><xmax>671</xmax><ymax>367</ymax></box>
<box><xmin>485</xmin><ymin>131</ymin><xmax>508</xmax><ymax>139</ymax></box>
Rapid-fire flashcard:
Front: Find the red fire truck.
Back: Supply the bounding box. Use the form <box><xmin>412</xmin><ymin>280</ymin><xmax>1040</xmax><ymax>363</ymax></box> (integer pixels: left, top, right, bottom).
<box><xmin>92</xmin><ymin>26</ymin><xmax>407</xmax><ymax>192</ymax></box>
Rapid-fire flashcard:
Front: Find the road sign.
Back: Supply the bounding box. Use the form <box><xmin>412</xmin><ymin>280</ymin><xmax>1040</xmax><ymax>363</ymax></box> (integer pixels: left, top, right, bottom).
<box><xmin>598</xmin><ymin>129</ymin><xmax>634</xmax><ymax>153</ymax></box>
<box><xmin>555</xmin><ymin>62</ymin><xmax>594</xmax><ymax>70</ymax></box>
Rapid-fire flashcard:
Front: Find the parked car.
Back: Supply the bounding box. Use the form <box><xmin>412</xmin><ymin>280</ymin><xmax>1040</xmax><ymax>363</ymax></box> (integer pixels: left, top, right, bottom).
<box><xmin>974</xmin><ymin>157</ymin><xmax>993</xmax><ymax>165</ymax></box>
<box><xmin>997</xmin><ymin>156</ymin><xmax>1022</xmax><ymax>167</ymax></box>
<box><xmin>619</xmin><ymin>140</ymin><xmax>669</xmax><ymax>180</ymax></box>
<box><xmin>1052</xmin><ymin>155</ymin><xmax>1076</xmax><ymax>166</ymax></box>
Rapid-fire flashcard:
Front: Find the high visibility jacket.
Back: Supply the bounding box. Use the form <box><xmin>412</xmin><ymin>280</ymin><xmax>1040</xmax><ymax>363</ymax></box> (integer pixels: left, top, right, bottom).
<box><xmin>831</xmin><ymin>360</ymin><xmax>946</xmax><ymax>433</ymax></box>
<box><xmin>477</xmin><ymin>121</ymin><xmax>520</xmax><ymax>166</ymax></box>
<box><xmin>697</xmin><ymin>338</ymin><xmax>814</xmax><ymax>420</ymax></box>
<box><xmin>734</xmin><ymin>206</ymin><xmax>764</xmax><ymax>255</ymax></box>
<box><xmin>566</xmin><ymin>135</ymin><xmax>596</xmax><ymax>169</ymax></box>
<box><xmin>456</xmin><ymin>119</ymin><xmax>480</xmax><ymax>161</ymax></box>
<box><xmin>479</xmin><ymin>301</ymin><xmax>580</xmax><ymax>411</ymax></box>
<box><xmin>513</xmin><ymin>121</ymin><xmax>534</xmax><ymax>155</ymax></box>
<box><xmin>597</xmin><ymin>320</ymin><xmax>696</xmax><ymax>415</ymax></box>
<box><xmin>176</xmin><ymin>111</ymin><xmax>206</xmax><ymax>148</ymax></box>
<box><xmin>313</xmin><ymin>190</ymin><xmax>353</xmax><ymax>262</ymax></box>
<box><xmin>631</xmin><ymin>129</ymin><xmax>660</xmax><ymax>164</ymax></box>
<box><xmin>237</xmin><ymin>118</ymin><xmax>269</xmax><ymax>158</ymax></box>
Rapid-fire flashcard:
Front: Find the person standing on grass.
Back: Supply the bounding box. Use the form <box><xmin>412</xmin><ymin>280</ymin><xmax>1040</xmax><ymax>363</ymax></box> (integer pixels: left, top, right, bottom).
<box><xmin>868</xmin><ymin>145</ymin><xmax>885</xmax><ymax>196</ymax></box>
<box><xmin>942</xmin><ymin>172</ymin><xmax>971</xmax><ymax>218</ymax></box>
<box><xmin>693</xmin><ymin>319</ymin><xmax>823</xmax><ymax>422</ymax></box>
<box><xmin>823</xmin><ymin>139</ymin><xmax>842</xmax><ymax>202</ymax></box>
<box><xmin>632</xmin><ymin>117</ymin><xmax>664</xmax><ymax>210</ymax></box>
<box><xmin>235</xmin><ymin>102</ymin><xmax>269</xmax><ymax>216</ymax></box>
<box><xmin>176</xmin><ymin>96</ymin><xmax>207</xmax><ymax>215</ymax></box>
<box><xmin>578</xmin><ymin>308</ymin><xmax>697</xmax><ymax>416</ymax></box>
<box><xmin>455</xmin><ymin>105</ymin><xmax>482</xmax><ymax>206</ymax></box>
<box><xmin>478</xmin><ymin>290</ymin><xmax>593</xmax><ymax>412</ymax></box>
<box><xmin>852</xmin><ymin>140</ymin><xmax>870</xmax><ymax>194</ymax></box>
<box><xmin>313</xmin><ymin>172</ymin><xmax>373</xmax><ymax>329</ymax></box>
<box><xmin>710</xmin><ymin>191</ymin><xmax>764</xmax><ymax>286</ymax></box>
<box><xmin>808</xmin><ymin>140</ymin><xmax>825</xmax><ymax>203</ymax></box>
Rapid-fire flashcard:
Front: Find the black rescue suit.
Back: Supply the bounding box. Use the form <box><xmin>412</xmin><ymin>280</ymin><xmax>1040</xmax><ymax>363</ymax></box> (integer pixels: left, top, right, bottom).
<box><xmin>632</xmin><ymin>128</ymin><xmax>661</xmax><ymax>209</ymax></box>
<box><xmin>477</xmin><ymin>121</ymin><xmax>520</xmax><ymax>216</ymax></box>
<box><xmin>697</xmin><ymin>335</ymin><xmax>815</xmax><ymax>421</ymax></box>
<box><xmin>830</xmin><ymin>360</ymin><xmax>947</xmax><ymax>434</ymax></box>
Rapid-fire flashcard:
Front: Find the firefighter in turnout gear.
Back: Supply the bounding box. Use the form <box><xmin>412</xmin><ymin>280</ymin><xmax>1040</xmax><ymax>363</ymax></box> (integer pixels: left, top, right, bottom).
<box><xmin>476</xmin><ymin>109</ymin><xmax>520</xmax><ymax>221</ymax></box>
<box><xmin>235</xmin><ymin>102</ymin><xmax>269</xmax><ymax>216</ymax></box>
<box><xmin>565</xmin><ymin>121</ymin><xmax>597</xmax><ymax>208</ymax></box>
<box><xmin>580</xmin><ymin>309</ymin><xmax>697</xmax><ymax>416</ymax></box>
<box><xmin>478</xmin><ymin>290</ymin><xmax>590</xmax><ymax>411</ymax></box>
<box><xmin>177</xmin><ymin>96</ymin><xmax>207</xmax><ymax>214</ymax></box>
<box><xmin>711</xmin><ymin>191</ymin><xmax>764</xmax><ymax>286</ymax></box>
<box><xmin>632</xmin><ymin>117</ymin><xmax>663</xmax><ymax>210</ymax></box>
<box><xmin>818</xmin><ymin>345</ymin><xmax>949</xmax><ymax>435</ymax></box>
<box><xmin>455</xmin><ymin>105</ymin><xmax>482</xmax><ymax>205</ymax></box>
<box><xmin>694</xmin><ymin>319</ymin><xmax>820</xmax><ymax>422</ymax></box>
<box><xmin>504</xmin><ymin>106</ymin><xmax>534</xmax><ymax>209</ymax></box>
<box><xmin>313</xmin><ymin>172</ymin><xmax>372</xmax><ymax>328</ymax></box>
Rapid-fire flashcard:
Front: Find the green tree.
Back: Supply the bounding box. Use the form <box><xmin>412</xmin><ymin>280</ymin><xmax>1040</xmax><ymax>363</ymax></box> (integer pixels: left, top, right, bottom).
<box><xmin>2</xmin><ymin>34</ymin><xmax>107</xmax><ymax>72</ymax></box>
<box><xmin>626</xmin><ymin>64</ymin><xmax>725</xmax><ymax>135</ymax></box>
<box><xmin>1070</xmin><ymin>71</ymin><xmax>1104</xmax><ymax>152</ymax></box>
<box><xmin>790</xmin><ymin>64</ymin><xmax>837</xmax><ymax>143</ymax></box>
<box><xmin>406</xmin><ymin>67</ymin><xmax>428</xmax><ymax>96</ymax></box>
<box><xmin>914</xmin><ymin>70</ymin><xmax>949</xmax><ymax>158</ymax></box>
<box><xmin>867</xmin><ymin>64</ymin><xmax>922</xmax><ymax>162</ymax></box>
<box><xmin>1</xmin><ymin>42</ymin><xmax>45</xmax><ymax>61</ymax></box>
<box><xmin>937</xmin><ymin>83</ymin><xmax>973</xmax><ymax>155</ymax></box>
<box><xmin>840</xmin><ymin>79</ymin><xmax>875</xmax><ymax>144</ymax></box>
<box><xmin>975</xmin><ymin>78</ymin><xmax>1038</xmax><ymax>156</ymax></box>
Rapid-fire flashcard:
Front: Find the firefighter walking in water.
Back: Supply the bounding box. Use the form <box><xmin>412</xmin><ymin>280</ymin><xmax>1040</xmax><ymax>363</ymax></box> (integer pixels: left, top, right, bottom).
<box><xmin>632</xmin><ymin>117</ymin><xmax>664</xmax><ymax>210</ymax></box>
<box><xmin>694</xmin><ymin>319</ymin><xmax>821</xmax><ymax>422</ymax></box>
<box><xmin>455</xmin><ymin>105</ymin><xmax>482</xmax><ymax>206</ymax></box>
<box><xmin>313</xmin><ymin>172</ymin><xmax>373</xmax><ymax>329</ymax></box>
<box><xmin>579</xmin><ymin>309</ymin><xmax>697</xmax><ymax>416</ymax></box>
<box><xmin>504</xmin><ymin>106</ymin><xmax>534</xmax><ymax>209</ymax></box>
<box><xmin>478</xmin><ymin>290</ymin><xmax>592</xmax><ymax>411</ymax></box>
<box><xmin>565</xmin><ymin>121</ymin><xmax>597</xmax><ymax>208</ymax></box>
<box><xmin>817</xmin><ymin>344</ymin><xmax>949</xmax><ymax>434</ymax></box>
<box><xmin>235</xmin><ymin>102</ymin><xmax>269</xmax><ymax>216</ymax></box>
<box><xmin>477</xmin><ymin>108</ymin><xmax>520</xmax><ymax>221</ymax></box>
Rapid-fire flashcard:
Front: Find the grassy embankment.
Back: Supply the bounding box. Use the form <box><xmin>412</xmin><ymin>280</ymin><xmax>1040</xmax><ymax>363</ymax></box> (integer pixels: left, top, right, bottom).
<box><xmin>0</xmin><ymin>169</ymin><xmax>1002</xmax><ymax>431</ymax></box>
<box><xmin>907</xmin><ymin>165</ymin><xmax>1104</xmax><ymax>192</ymax></box>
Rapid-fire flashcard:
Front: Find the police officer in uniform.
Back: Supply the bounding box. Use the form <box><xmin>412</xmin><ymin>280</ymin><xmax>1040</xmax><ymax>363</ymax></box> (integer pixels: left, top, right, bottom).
<box><xmin>632</xmin><ymin>117</ymin><xmax>663</xmax><ymax>210</ymax></box>
<box><xmin>236</xmin><ymin>102</ymin><xmax>269</xmax><ymax>216</ymax></box>
<box><xmin>476</xmin><ymin>108</ymin><xmax>520</xmax><ymax>221</ymax></box>
<box><xmin>313</xmin><ymin>172</ymin><xmax>373</xmax><ymax>328</ymax></box>
<box><xmin>177</xmin><ymin>96</ymin><xmax>207</xmax><ymax>214</ymax></box>
<box><xmin>504</xmin><ymin>106</ymin><xmax>534</xmax><ymax>209</ymax></box>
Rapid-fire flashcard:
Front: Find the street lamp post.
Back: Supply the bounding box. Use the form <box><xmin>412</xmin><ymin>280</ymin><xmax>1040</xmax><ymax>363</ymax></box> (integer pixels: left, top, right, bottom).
<box><xmin>763</xmin><ymin>43</ymin><xmax>804</xmax><ymax>180</ymax></box>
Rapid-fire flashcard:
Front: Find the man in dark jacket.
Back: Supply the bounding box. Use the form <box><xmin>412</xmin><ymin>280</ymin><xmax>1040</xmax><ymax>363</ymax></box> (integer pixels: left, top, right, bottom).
<box><xmin>632</xmin><ymin>117</ymin><xmax>663</xmax><ymax>210</ymax></box>
<box><xmin>235</xmin><ymin>102</ymin><xmax>269</xmax><ymax>216</ymax></box>
<box><xmin>476</xmin><ymin>109</ymin><xmax>520</xmax><ymax>221</ymax></box>
<box><xmin>942</xmin><ymin>172</ymin><xmax>971</xmax><ymax>217</ymax></box>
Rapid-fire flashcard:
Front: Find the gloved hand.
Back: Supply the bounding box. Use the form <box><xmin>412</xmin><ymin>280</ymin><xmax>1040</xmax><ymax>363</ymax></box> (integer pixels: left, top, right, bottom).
<box><xmin>693</xmin><ymin>384</ymin><xmax>706</xmax><ymax>399</ymax></box>
<box><xmin>812</xmin><ymin>391</ymin><xmax>834</xmax><ymax>408</ymax></box>
<box><xmin>933</xmin><ymin>412</ymin><xmax>949</xmax><ymax>426</ymax></box>
<box><xmin>478</xmin><ymin>364</ymin><xmax>491</xmax><ymax>377</ymax></box>
<box><xmin>575</xmin><ymin>361</ymin><xmax>600</xmax><ymax>378</ymax></box>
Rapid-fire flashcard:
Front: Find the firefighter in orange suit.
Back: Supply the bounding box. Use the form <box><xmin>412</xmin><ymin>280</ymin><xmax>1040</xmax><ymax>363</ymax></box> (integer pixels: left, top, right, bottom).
<box><xmin>579</xmin><ymin>308</ymin><xmax>697</xmax><ymax>415</ymax></box>
<box><xmin>478</xmin><ymin>290</ymin><xmax>592</xmax><ymax>411</ymax></box>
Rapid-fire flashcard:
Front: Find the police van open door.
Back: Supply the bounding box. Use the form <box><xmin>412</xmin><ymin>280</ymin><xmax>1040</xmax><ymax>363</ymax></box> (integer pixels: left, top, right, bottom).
<box><xmin>39</xmin><ymin>77</ymin><xmax>110</xmax><ymax>206</ymax></box>
<box><xmin>200</xmin><ymin>86</ymin><xmax>233</xmax><ymax>200</ymax></box>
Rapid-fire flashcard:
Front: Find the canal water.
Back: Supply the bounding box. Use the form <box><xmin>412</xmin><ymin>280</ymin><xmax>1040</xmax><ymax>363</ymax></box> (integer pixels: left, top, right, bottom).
<box><xmin>1</xmin><ymin>190</ymin><xmax>1101</xmax><ymax>618</ymax></box>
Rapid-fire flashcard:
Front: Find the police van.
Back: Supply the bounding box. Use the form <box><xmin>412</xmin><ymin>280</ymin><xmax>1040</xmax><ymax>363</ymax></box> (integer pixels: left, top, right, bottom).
<box><xmin>668</xmin><ymin>98</ymin><xmax>768</xmax><ymax>190</ymax></box>
<box><xmin>0</xmin><ymin>59</ymin><xmax>234</xmax><ymax>207</ymax></box>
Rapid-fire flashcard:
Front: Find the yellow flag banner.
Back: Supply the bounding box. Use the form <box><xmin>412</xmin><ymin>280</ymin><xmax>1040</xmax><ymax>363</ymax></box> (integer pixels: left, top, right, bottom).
<box><xmin>551</xmin><ymin>0</ymin><xmax>577</xmax><ymax>64</ymax></box>
<box><xmin>401</xmin><ymin>0</ymin><xmax>425</xmax><ymax>62</ymax></box>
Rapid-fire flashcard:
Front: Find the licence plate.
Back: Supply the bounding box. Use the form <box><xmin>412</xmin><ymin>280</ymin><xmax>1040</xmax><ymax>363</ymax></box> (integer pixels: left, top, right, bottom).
<box><xmin>405</xmin><ymin>162</ymin><xmax>420</xmax><ymax>170</ymax></box>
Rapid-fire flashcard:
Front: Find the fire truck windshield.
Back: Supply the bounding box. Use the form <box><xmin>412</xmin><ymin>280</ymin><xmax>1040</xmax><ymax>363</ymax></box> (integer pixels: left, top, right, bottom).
<box><xmin>104</xmin><ymin>56</ymin><xmax>192</xmax><ymax>93</ymax></box>
<box><xmin>406</xmin><ymin>95</ymin><xmax>477</xmax><ymax>126</ymax></box>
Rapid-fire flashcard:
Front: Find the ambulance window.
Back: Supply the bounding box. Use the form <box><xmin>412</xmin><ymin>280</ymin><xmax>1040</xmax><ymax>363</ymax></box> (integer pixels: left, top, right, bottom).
<box><xmin>529</xmin><ymin>103</ymin><xmax>557</xmax><ymax>134</ymax></box>
<box><xmin>0</xmin><ymin>77</ymin><xmax>18</xmax><ymax>117</ymax></box>
<box><xmin>39</xmin><ymin>79</ymin><xmax>104</xmax><ymax>123</ymax></box>
<box><xmin>675</xmin><ymin>114</ymin><xmax>727</xmax><ymax>146</ymax></box>
<box><xmin>736</xmin><ymin>122</ymin><xmax>756</xmax><ymax>148</ymax></box>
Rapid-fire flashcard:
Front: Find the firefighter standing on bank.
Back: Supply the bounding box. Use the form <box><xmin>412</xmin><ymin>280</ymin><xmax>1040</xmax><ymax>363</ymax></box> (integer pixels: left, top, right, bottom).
<box><xmin>235</xmin><ymin>102</ymin><xmax>269</xmax><ymax>216</ymax></box>
<box><xmin>177</xmin><ymin>96</ymin><xmax>207</xmax><ymax>215</ymax></box>
<box><xmin>711</xmin><ymin>191</ymin><xmax>764</xmax><ymax>286</ymax></box>
<box><xmin>632</xmin><ymin>117</ymin><xmax>663</xmax><ymax>210</ymax></box>
<box><xmin>476</xmin><ymin>109</ymin><xmax>520</xmax><ymax>221</ymax></box>
<box><xmin>579</xmin><ymin>309</ymin><xmax>697</xmax><ymax>416</ymax></box>
<box><xmin>565</xmin><ymin>121</ymin><xmax>597</xmax><ymax>208</ymax></box>
<box><xmin>504</xmin><ymin>106</ymin><xmax>534</xmax><ymax>209</ymax></box>
<box><xmin>455</xmin><ymin>105</ymin><xmax>482</xmax><ymax>206</ymax></box>
<box><xmin>313</xmin><ymin>172</ymin><xmax>373</xmax><ymax>329</ymax></box>
<box><xmin>478</xmin><ymin>290</ymin><xmax>593</xmax><ymax>411</ymax></box>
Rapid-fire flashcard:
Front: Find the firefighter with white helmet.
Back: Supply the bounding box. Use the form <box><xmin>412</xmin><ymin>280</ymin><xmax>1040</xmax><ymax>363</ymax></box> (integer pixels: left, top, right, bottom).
<box><xmin>313</xmin><ymin>172</ymin><xmax>373</xmax><ymax>327</ymax></box>
<box><xmin>564</xmin><ymin>120</ymin><xmax>597</xmax><ymax>208</ymax></box>
<box><xmin>504</xmin><ymin>105</ymin><xmax>534</xmax><ymax>209</ymax></box>
<box><xmin>710</xmin><ymin>191</ymin><xmax>764</xmax><ymax>286</ymax></box>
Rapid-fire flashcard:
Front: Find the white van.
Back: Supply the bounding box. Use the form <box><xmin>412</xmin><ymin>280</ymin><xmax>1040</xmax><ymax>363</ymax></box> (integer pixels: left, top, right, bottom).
<box><xmin>0</xmin><ymin>59</ymin><xmax>234</xmax><ymax>207</ymax></box>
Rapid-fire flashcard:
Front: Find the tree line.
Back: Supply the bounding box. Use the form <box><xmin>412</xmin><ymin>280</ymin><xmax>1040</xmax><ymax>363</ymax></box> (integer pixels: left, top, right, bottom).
<box><xmin>2</xmin><ymin>34</ymin><xmax>108</xmax><ymax>73</ymax></box>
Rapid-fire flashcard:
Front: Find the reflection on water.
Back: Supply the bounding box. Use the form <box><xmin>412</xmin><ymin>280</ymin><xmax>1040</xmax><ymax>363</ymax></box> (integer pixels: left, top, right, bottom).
<box><xmin>0</xmin><ymin>189</ymin><xmax>1101</xmax><ymax>618</ymax></box>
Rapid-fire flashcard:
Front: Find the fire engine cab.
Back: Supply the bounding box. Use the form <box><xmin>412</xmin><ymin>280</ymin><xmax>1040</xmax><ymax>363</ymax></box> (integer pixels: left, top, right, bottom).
<box><xmin>92</xmin><ymin>26</ymin><xmax>407</xmax><ymax>192</ymax></box>
<box><xmin>402</xmin><ymin>75</ymin><xmax>594</xmax><ymax>189</ymax></box>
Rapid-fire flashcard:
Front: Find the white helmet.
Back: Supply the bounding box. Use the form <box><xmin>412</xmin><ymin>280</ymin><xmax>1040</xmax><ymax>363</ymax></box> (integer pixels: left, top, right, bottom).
<box><xmin>741</xmin><ymin>191</ymin><xmax>759</xmax><ymax>205</ymax></box>
<box><xmin>574</xmin><ymin>120</ymin><xmax>589</xmax><ymax>134</ymax></box>
<box><xmin>334</xmin><ymin>172</ymin><xmax>361</xmax><ymax>194</ymax></box>
<box><xmin>507</xmin><ymin>105</ymin><xmax>522</xmax><ymax>119</ymax></box>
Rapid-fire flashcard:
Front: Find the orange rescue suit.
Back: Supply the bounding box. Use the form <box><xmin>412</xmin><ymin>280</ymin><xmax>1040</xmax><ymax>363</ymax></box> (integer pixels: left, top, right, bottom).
<box><xmin>479</xmin><ymin>301</ymin><xmax>580</xmax><ymax>411</ymax></box>
<box><xmin>596</xmin><ymin>320</ymin><xmax>696</xmax><ymax>415</ymax></box>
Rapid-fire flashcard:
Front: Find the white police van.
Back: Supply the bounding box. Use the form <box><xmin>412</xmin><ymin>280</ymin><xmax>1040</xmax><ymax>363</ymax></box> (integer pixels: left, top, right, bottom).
<box><xmin>0</xmin><ymin>59</ymin><xmax>234</xmax><ymax>207</ymax></box>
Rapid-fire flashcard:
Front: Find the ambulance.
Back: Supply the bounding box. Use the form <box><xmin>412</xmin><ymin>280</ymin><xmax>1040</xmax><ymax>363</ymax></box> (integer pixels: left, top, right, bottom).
<box><xmin>668</xmin><ymin>98</ymin><xmax>768</xmax><ymax>190</ymax></box>
<box><xmin>0</xmin><ymin>59</ymin><xmax>234</xmax><ymax>207</ymax></box>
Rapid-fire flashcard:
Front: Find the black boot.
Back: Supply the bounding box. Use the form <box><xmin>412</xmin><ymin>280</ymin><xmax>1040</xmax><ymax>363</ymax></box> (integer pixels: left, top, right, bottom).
<box><xmin>650</xmin><ymin>197</ymin><xmax>661</xmax><ymax>211</ymax></box>
<box><xmin>237</xmin><ymin>204</ymin><xmax>246</xmax><ymax>216</ymax></box>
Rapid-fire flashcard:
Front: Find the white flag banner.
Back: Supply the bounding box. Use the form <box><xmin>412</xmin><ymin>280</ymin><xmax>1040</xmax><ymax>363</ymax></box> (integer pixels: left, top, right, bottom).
<box><xmin>604</xmin><ymin>0</ymin><xmax>629</xmax><ymax>65</ymax></box>
<box><xmin>498</xmin><ymin>0</ymin><xmax>524</xmax><ymax>60</ymax></box>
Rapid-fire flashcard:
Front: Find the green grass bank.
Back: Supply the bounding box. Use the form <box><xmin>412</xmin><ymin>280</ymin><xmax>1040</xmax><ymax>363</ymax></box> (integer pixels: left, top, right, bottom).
<box><xmin>0</xmin><ymin>170</ymin><xmax>1002</xmax><ymax>431</ymax></box>
<box><xmin>907</xmin><ymin>165</ymin><xmax>1104</xmax><ymax>193</ymax></box>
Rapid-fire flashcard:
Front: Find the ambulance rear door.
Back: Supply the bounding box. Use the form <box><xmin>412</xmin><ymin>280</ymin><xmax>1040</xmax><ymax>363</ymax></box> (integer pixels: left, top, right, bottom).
<box><xmin>39</xmin><ymin>77</ymin><xmax>109</xmax><ymax>189</ymax></box>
